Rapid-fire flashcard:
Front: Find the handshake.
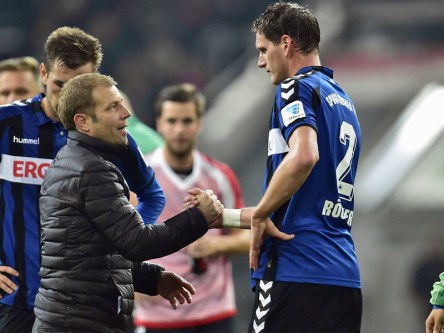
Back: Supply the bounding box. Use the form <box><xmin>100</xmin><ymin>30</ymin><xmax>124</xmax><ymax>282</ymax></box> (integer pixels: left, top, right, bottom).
<box><xmin>184</xmin><ymin>188</ymin><xmax>294</xmax><ymax>238</ymax></box>
<box><xmin>184</xmin><ymin>188</ymin><xmax>294</xmax><ymax>271</ymax></box>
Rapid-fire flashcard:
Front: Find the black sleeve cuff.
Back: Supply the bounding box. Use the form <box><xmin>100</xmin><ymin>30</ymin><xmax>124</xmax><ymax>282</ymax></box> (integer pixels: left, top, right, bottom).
<box><xmin>132</xmin><ymin>261</ymin><xmax>165</xmax><ymax>295</ymax></box>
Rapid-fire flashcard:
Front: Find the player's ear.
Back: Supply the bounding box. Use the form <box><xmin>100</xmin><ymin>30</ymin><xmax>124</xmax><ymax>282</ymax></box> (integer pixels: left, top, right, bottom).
<box><xmin>40</xmin><ymin>63</ymin><xmax>48</xmax><ymax>85</ymax></box>
<box><xmin>281</xmin><ymin>35</ymin><xmax>296</xmax><ymax>55</ymax></box>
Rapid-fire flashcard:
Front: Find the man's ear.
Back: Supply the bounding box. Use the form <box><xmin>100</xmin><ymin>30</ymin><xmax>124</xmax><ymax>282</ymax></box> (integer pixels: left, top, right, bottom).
<box><xmin>281</xmin><ymin>35</ymin><xmax>296</xmax><ymax>55</ymax></box>
<box><xmin>39</xmin><ymin>63</ymin><xmax>48</xmax><ymax>85</ymax></box>
<box><xmin>74</xmin><ymin>113</ymin><xmax>90</xmax><ymax>133</ymax></box>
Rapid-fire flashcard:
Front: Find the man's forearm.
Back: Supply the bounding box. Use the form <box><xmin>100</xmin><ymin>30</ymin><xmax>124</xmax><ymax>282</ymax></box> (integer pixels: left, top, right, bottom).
<box><xmin>223</xmin><ymin>207</ymin><xmax>254</xmax><ymax>229</ymax></box>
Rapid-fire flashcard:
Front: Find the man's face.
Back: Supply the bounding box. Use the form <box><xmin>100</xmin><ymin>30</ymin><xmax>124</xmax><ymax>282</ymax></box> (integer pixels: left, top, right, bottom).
<box><xmin>156</xmin><ymin>101</ymin><xmax>201</xmax><ymax>158</ymax></box>
<box><xmin>88</xmin><ymin>85</ymin><xmax>131</xmax><ymax>146</ymax></box>
<box><xmin>0</xmin><ymin>70</ymin><xmax>41</xmax><ymax>104</ymax></box>
<box><xmin>41</xmin><ymin>61</ymin><xmax>94</xmax><ymax>115</ymax></box>
<box><xmin>255</xmin><ymin>32</ymin><xmax>288</xmax><ymax>85</ymax></box>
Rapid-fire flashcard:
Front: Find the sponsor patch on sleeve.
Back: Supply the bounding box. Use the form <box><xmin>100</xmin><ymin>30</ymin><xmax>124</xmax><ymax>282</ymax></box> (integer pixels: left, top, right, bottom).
<box><xmin>281</xmin><ymin>100</ymin><xmax>305</xmax><ymax>127</ymax></box>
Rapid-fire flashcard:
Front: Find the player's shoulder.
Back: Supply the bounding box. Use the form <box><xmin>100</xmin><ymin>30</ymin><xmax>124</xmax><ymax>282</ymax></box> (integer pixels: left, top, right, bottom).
<box><xmin>200</xmin><ymin>152</ymin><xmax>228</xmax><ymax>169</ymax></box>
<box><xmin>280</xmin><ymin>69</ymin><xmax>318</xmax><ymax>87</ymax></box>
<box><xmin>277</xmin><ymin>70</ymin><xmax>321</xmax><ymax>106</ymax></box>
<box><xmin>143</xmin><ymin>147</ymin><xmax>163</xmax><ymax>166</ymax></box>
<box><xmin>0</xmin><ymin>96</ymin><xmax>42</xmax><ymax>121</ymax></box>
<box><xmin>199</xmin><ymin>151</ymin><xmax>237</xmax><ymax>177</ymax></box>
<box><xmin>0</xmin><ymin>100</ymin><xmax>29</xmax><ymax>119</ymax></box>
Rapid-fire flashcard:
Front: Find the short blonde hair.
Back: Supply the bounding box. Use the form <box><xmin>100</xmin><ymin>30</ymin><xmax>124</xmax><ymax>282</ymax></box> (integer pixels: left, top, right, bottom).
<box><xmin>58</xmin><ymin>73</ymin><xmax>116</xmax><ymax>130</ymax></box>
<box><xmin>0</xmin><ymin>56</ymin><xmax>40</xmax><ymax>82</ymax></box>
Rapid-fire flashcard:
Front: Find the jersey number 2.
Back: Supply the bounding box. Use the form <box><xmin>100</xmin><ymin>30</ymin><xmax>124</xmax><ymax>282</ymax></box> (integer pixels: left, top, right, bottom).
<box><xmin>336</xmin><ymin>121</ymin><xmax>357</xmax><ymax>201</ymax></box>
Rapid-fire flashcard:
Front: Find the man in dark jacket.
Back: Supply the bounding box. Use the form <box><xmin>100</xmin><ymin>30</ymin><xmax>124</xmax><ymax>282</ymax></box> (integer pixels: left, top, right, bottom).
<box><xmin>32</xmin><ymin>73</ymin><xmax>223</xmax><ymax>333</ymax></box>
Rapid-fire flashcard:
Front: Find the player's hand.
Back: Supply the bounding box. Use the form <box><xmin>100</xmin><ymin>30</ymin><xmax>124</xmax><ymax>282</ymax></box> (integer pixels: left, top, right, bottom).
<box><xmin>183</xmin><ymin>189</ymin><xmax>201</xmax><ymax>208</ymax></box>
<box><xmin>157</xmin><ymin>271</ymin><xmax>195</xmax><ymax>310</ymax></box>
<box><xmin>249</xmin><ymin>208</ymin><xmax>268</xmax><ymax>271</ymax></box>
<box><xmin>249</xmin><ymin>210</ymin><xmax>294</xmax><ymax>271</ymax></box>
<box><xmin>264</xmin><ymin>220</ymin><xmax>294</xmax><ymax>240</ymax></box>
<box><xmin>185</xmin><ymin>189</ymin><xmax>223</xmax><ymax>227</ymax></box>
<box><xmin>0</xmin><ymin>266</ymin><xmax>19</xmax><ymax>297</ymax></box>
<box><xmin>426</xmin><ymin>308</ymin><xmax>444</xmax><ymax>333</ymax></box>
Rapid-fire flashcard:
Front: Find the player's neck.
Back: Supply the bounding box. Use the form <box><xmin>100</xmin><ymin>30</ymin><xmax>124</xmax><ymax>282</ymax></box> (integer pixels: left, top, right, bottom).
<box><xmin>41</xmin><ymin>96</ymin><xmax>61</xmax><ymax>122</ymax></box>
<box><xmin>163</xmin><ymin>148</ymin><xmax>194</xmax><ymax>172</ymax></box>
<box><xmin>290</xmin><ymin>53</ymin><xmax>321</xmax><ymax>75</ymax></box>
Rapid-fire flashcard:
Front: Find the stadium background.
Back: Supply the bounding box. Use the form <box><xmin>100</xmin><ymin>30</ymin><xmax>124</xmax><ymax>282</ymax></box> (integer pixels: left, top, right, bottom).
<box><xmin>2</xmin><ymin>0</ymin><xmax>444</xmax><ymax>331</ymax></box>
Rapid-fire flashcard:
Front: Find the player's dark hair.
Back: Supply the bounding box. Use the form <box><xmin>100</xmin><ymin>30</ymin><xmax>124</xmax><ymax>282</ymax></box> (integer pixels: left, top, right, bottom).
<box><xmin>252</xmin><ymin>2</ymin><xmax>320</xmax><ymax>54</ymax></box>
<box><xmin>155</xmin><ymin>83</ymin><xmax>205</xmax><ymax>118</ymax></box>
<box><xmin>44</xmin><ymin>26</ymin><xmax>103</xmax><ymax>72</ymax></box>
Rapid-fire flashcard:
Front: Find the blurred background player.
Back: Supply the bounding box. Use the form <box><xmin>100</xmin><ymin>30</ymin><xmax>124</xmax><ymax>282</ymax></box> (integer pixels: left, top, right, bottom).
<box><xmin>133</xmin><ymin>83</ymin><xmax>249</xmax><ymax>333</ymax></box>
<box><xmin>0</xmin><ymin>56</ymin><xmax>42</xmax><ymax>105</ymax></box>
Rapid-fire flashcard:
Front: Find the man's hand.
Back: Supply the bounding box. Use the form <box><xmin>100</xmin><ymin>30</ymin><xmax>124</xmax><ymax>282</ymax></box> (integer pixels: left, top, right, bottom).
<box><xmin>426</xmin><ymin>308</ymin><xmax>444</xmax><ymax>333</ymax></box>
<box><xmin>185</xmin><ymin>189</ymin><xmax>223</xmax><ymax>227</ymax></box>
<box><xmin>0</xmin><ymin>266</ymin><xmax>19</xmax><ymax>297</ymax></box>
<box><xmin>157</xmin><ymin>271</ymin><xmax>195</xmax><ymax>310</ymax></box>
<box><xmin>249</xmin><ymin>208</ymin><xmax>294</xmax><ymax>271</ymax></box>
<box><xmin>249</xmin><ymin>211</ymin><xmax>267</xmax><ymax>271</ymax></box>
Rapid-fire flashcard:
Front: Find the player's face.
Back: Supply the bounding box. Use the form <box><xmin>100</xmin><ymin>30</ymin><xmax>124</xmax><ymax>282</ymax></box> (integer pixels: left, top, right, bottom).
<box><xmin>0</xmin><ymin>70</ymin><xmax>41</xmax><ymax>105</ymax></box>
<box><xmin>87</xmin><ymin>85</ymin><xmax>131</xmax><ymax>146</ymax></box>
<box><xmin>40</xmin><ymin>61</ymin><xmax>94</xmax><ymax>119</ymax></box>
<box><xmin>255</xmin><ymin>32</ymin><xmax>288</xmax><ymax>85</ymax></box>
<box><xmin>157</xmin><ymin>101</ymin><xmax>201</xmax><ymax>158</ymax></box>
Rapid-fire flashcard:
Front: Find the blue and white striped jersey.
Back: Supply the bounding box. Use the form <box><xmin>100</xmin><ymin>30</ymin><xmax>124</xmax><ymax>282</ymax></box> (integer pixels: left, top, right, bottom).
<box><xmin>252</xmin><ymin>66</ymin><xmax>361</xmax><ymax>289</ymax></box>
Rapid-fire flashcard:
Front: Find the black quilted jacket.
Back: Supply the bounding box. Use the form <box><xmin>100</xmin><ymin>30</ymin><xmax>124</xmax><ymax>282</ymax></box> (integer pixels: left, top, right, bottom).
<box><xmin>34</xmin><ymin>131</ymin><xmax>208</xmax><ymax>333</ymax></box>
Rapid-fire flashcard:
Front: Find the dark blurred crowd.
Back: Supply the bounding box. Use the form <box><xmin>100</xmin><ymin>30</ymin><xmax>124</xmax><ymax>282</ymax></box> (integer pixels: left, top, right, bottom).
<box><xmin>0</xmin><ymin>0</ymin><xmax>269</xmax><ymax>126</ymax></box>
<box><xmin>2</xmin><ymin>0</ymin><xmax>443</xmax><ymax>127</ymax></box>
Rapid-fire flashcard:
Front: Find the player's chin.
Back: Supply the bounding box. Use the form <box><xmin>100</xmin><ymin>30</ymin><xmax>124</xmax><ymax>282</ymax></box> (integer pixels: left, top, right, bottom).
<box><xmin>171</xmin><ymin>146</ymin><xmax>192</xmax><ymax>157</ymax></box>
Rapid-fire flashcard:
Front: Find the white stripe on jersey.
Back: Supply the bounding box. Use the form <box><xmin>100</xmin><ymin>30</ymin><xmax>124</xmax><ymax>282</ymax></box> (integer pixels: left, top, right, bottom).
<box><xmin>0</xmin><ymin>154</ymin><xmax>52</xmax><ymax>185</ymax></box>
<box><xmin>268</xmin><ymin>128</ymin><xmax>289</xmax><ymax>156</ymax></box>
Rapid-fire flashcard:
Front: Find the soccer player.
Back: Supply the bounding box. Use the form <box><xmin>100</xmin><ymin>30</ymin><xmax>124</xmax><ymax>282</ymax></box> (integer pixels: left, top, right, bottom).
<box><xmin>247</xmin><ymin>3</ymin><xmax>362</xmax><ymax>332</ymax></box>
<box><xmin>0</xmin><ymin>56</ymin><xmax>42</xmax><ymax>105</ymax></box>
<box><xmin>0</xmin><ymin>27</ymin><xmax>165</xmax><ymax>333</ymax></box>
<box><xmin>134</xmin><ymin>83</ymin><xmax>249</xmax><ymax>333</ymax></box>
<box><xmin>188</xmin><ymin>3</ymin><xmax>362</xmax><ymax>332</ymax></box>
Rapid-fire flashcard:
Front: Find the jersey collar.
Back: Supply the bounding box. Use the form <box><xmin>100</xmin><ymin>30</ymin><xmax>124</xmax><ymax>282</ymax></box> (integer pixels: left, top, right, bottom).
<box><xmin>296</xmin><ymin>66</ymin><xmax>333</xmax><ymax>78</ymax></box>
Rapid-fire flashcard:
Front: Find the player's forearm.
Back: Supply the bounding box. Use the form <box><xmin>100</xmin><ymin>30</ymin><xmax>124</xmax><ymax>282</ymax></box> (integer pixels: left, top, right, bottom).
<box><xmin>217</xmin><ymin>230</ymin><xmax>250</xmax><ymax>254</ymax></box>
<box><xmin>255</xmin><ymin>155</ymin><xmax>315</xmax><ymax>218</ymax></box>
<box><xmin>223</xmin><ymin>207</ymin><xmax>254</xmax><ymax>229</ymax></box>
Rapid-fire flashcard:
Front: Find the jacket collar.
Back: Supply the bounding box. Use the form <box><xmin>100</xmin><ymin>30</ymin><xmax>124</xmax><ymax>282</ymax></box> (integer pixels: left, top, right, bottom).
<box><xmin>67</xmin><ymin>131</ymin><xmax>128</xmax><ymax>162</ymax></box>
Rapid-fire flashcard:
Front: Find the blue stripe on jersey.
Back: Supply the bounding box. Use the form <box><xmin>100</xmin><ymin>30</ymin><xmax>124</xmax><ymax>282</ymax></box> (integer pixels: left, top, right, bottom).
<box><xmin>0</xmin><ymin>94</ymin><xmax>164</xmax><ymax>309</ymax></box>
<box><xmin>252</xmin><ymin>66</ymin><xmax>362</xmax><ymax>289</ymax></box>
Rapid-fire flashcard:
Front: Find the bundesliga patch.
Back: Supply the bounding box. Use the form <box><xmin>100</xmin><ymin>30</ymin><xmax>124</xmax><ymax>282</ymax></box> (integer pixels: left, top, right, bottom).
<box><xmin>281</xmin><ymin>100</ymin><xmax>305</xmax><ymax>127</ymax></box>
